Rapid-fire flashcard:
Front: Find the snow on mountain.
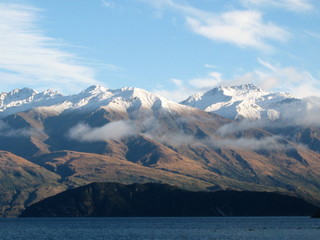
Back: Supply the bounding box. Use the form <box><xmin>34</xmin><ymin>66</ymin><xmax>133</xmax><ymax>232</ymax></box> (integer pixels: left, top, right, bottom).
<box><xmin>181</xmin><ymin>84</ymin><xmax>295</xmax><ymax>120</ymax></box>
<box><xmin>0</xmin><ymin>88</ymin><xmax>64</xmax><ymax>118</ymax></box>
<box><xmin>3</xmin><ymin>84</ymin><xmax>311</xmax><ymax>122</ymax></box>
<box><xmin>0</xmin><ymin>86</ymin><xmax>190</xmax><ymax>119</ymax></box>
<box><xmin>69</xmin><ymin>85</ymin><xmax>184</xmax><ymax>112</ymax></box>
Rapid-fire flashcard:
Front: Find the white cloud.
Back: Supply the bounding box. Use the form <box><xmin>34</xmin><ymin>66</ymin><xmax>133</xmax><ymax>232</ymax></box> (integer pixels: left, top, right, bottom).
<box><xmin>143</xmin><ymin>0</ymin><xmax>289</xmax><ymax>50</ymax></box>
<box><xmin>242</xmin><ymin>0</ymin><xmax>313</xmax><ymax>12</ymax></box>
<box><xmin>66</xmin><ymin>116</ymin><xmax>291</xmax><ymax>151</ymax></box>
<box><xmin>186</xmin><ymin>10</ymin><xmax>288</xmax><ymax>50</ymax></box>
<box><xmin>0</xmin><ymin>3</ymin><xmax>100</xmax><ymax>93</ymax></box>
<box><xmin>231</xmin><ymin>60</ymin><xmax>320</xmax><ymax>98</ymax></box>
<box><xmin>145</xmin><ymin>119</ymin><xmax>289</xmax><ymax>150</ymax></box>
<box><xmin>189</xmin><ymin>72</ymin><xmax>222</xmax><ymax>89</ymax></box>
<box><xmin>154</xmin><ymin>79</ymin><xmax>195</xmax><ymax>102</ymax></box>
<box><xmin>304</xmin><ymin>30</ymin><xmax>320</xmax><ymax>39</ymax></box>
<box><xmin>0</xmin><ymin>120</ymin><xmax>32</xmax><ymax>137</ymax></box>
<box><xmin>210</xmin><ymin>135</ymin><xmax>288</xmax><ymax>151</ymax></box>
<box><xmin>155</xmin><ymin>59</ymin><xmax>320</xmax><ymax>103</ymax></box>
<box><xmin>153</xmin><ymin>71</ymin><xmax>223</xmax><ymax>102</ymax></box>
<box><xmin>102</xmin><ymin>0</ymin><xmax>116</xmax><ymax>8</ymax></box>
<box><xmin>204</xmin><ymin>64</ymin><xmax>218</xmax><ymax>69</ymax></box>
<box><xmin>68</xmin><ymin>121</ymin><xmax>137</xmax><ymax>142</ymax></box>
<box><xmin>257</xmin><ymin>58</ymin><xmax>277</xmax><ymax>72</ymax></box>
<box><xmin>281</xmin><ymin>97</ymin><xmax>320</xmax><ymax>127</ymax></box>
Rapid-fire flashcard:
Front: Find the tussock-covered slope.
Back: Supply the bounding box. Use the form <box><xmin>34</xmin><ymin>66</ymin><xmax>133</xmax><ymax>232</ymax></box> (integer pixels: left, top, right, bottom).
<box><xmin>0</xmin><ymin>151</ymin><xmax>65</xmax><ymax>217</ymax></box>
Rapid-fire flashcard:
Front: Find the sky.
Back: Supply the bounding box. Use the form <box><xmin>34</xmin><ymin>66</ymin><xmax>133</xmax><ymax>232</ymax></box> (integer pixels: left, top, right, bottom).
<box><xmin>0</xmin><ymin>0</ymin><xmax>319</xmax><ymax>101</ymax></box>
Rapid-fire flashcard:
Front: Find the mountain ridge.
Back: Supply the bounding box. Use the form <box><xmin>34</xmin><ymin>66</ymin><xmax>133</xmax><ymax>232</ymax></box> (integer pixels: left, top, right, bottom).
<box><xmin>181</xmin><ymin>84</ymin><xmax>296</xmax><ymax>120</ymax></box>
<box><xmin>3</xmin><ymin>84</ymin><xmax>315</xmax><ymax>123</ymax></box>
<box><xmin>1</xmin><ymin>84</ymin><xmax>320</xmax><ymax>217</ymax></box>
<box><xmin>0</xmin><ymin>85</ymin><xmax>192</xmax><ymax>119</ymax></box>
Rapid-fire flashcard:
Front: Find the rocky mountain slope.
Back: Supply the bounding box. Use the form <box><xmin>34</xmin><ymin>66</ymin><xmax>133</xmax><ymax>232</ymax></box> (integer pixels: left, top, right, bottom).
<box><xmin>20</xmin><ymin>182</ymin><xmax>318</xmax><ymax>217</ymax></box>
<box><xmin>1</xmin><ymin>85</ymin><xmax>320</xmax><ymax>217</ymax></box>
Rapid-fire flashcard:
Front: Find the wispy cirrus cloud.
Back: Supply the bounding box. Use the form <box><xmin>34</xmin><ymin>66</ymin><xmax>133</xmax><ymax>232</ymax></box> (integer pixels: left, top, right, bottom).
<box><xmin>142</xmin><ymin>0</ymin><xmax>289</xmax><ymax>50</ymax></box>
<box><xmin>304</xmin><ymin>30</ymin><xmax>320</xmax><ymax>39</ymax></box>
<box><xmin>0</xmin><ymin>3</ymin><xmax>100</xmax><ymax>93</ymax></box>
<box><xmin>241</xmin><ymin>0</ymin><xmax>313</xmax><ymax>12</ymax></box>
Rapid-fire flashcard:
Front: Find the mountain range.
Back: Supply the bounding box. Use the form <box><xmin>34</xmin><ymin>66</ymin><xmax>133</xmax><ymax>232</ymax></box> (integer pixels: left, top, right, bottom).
<box><xmin>1</xmin><ymin>84</ymin><xmax>320</xmax><ymax>217</ymax></box>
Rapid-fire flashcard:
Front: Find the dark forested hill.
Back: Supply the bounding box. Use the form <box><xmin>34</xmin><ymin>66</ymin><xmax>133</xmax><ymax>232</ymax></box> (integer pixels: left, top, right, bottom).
<box><xmin>20</xmin><ymin>182</ymin><xmax>318</xmax><ymax>217</ymax></box>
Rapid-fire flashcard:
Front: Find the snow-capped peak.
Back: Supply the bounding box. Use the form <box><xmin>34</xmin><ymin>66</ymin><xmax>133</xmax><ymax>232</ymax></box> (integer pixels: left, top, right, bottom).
<box><xmin>0</xmin><ymin>86</ymin><xmax>190</xmax><ymax>119</ymax></box>
<box><xmin>94</xmin><ymin>86</ymin><xmax>187</xmax><ymax>113</ymax></box>
<box><xmin>82</xmin><ymin>85</ymin><xmax>109</xmax><ymax>94</ymax></box>
<box><xmin>206</xmin><ymin>84</ymin><xmax>264</xmax><ymax>97</ymax></box>
<box><xmin>230</xmin><ymin>83</ymin><xmax>261</xmax><ymax>91</ymax></box>
<box><xmin>0</xmin><ymin>88</ymin><xmax>64</xmax><ymax>118</ymax></box>
<box><xmin>1</xmin><ymin>88</ymin><xmax>37</xmax><ymax>102</ymax></box>
<box><xmin>181</xmin><ymin>84</ymin><xmax>295</xmax><ymax>120</ymax></box>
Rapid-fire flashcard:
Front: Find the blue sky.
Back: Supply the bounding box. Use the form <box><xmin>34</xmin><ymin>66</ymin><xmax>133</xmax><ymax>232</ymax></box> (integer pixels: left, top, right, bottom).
<box><xmin>0</xmin><ymin>0</ymin><xmax>319</xmax><ymax>101</ymax></box>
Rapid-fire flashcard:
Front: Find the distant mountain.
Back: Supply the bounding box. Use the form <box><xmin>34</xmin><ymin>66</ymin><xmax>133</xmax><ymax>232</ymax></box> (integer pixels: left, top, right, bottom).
<box><xmin>0</xmin><ymin>85</ymin><xmax>190</xmax><ymax>119</ymax></box>
<box><xmin>181</xmin><ymin>84</ymin><xmax>320</xmax><ymax>153</ymax></box>
<box><xmin>1</xmin><ymin>85</ymin><xmax>320</xmax><ymax>217</ymax></box>
<box><xmin>20</xmin><ymin>182</ymin><xmax>318</xmax><ymax>217</ymax></box>
<box><xmin>181</xmin><ymin>84</ymin><xmax>296</xmax><ymax>120</ymax></box>
<box><xmin>0</xmin><ymin>88</ymin><xmax>63</xmax><ymax>118</ymax></box>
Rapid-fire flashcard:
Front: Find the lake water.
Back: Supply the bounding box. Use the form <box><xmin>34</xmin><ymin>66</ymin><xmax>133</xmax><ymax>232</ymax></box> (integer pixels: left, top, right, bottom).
<box><xmin>0</xmin><ymin>217</ymin><xmax>320</xmax><ymax>240</ymax></box>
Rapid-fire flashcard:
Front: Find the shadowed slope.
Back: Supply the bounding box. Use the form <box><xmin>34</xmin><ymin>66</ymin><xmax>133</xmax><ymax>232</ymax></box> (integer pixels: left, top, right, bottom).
<box><xmin>20</xmin><ymin>182</ymin><xmax>318</xmax><ymax>217</ymax></box>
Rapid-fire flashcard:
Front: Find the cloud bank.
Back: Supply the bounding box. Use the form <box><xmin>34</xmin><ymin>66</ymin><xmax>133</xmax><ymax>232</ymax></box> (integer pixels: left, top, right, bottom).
<box><xmin>66</xmin><ymin>115</ymin><xmax>289</xmax><ymax>151</ymax></box>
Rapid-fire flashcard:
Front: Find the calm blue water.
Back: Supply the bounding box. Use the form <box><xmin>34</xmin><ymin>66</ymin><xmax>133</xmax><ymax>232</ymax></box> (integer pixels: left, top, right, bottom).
<box><xmin>0</xmin><ymin>217</ymin><xmax>320</xmax><ymax>240</ymax></box>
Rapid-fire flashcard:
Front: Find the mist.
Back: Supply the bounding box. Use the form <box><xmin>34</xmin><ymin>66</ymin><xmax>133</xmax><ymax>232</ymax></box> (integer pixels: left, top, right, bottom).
<box><xmin>209</xmin><ymin>135</ymin><xmax>289</xmax><ymax>151</ymax></box>
<box><xmin>66</xmin><ymin>112</ymin><xmax>293</xmax><ymax>152</ymax></box>
<box><xmin>0</xmin><ymin>120</ymin><xmax>32</xmax><ymax>137</ymax></box>
<box><xmin>280</xmin><ymin>97</ymin><xmax>320</xmax><ymax>127</ymax></box>
<box><xmin>68</xmin><ymin>120</ymin><xmax>138</xmax><ymax>142</ymax></box>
